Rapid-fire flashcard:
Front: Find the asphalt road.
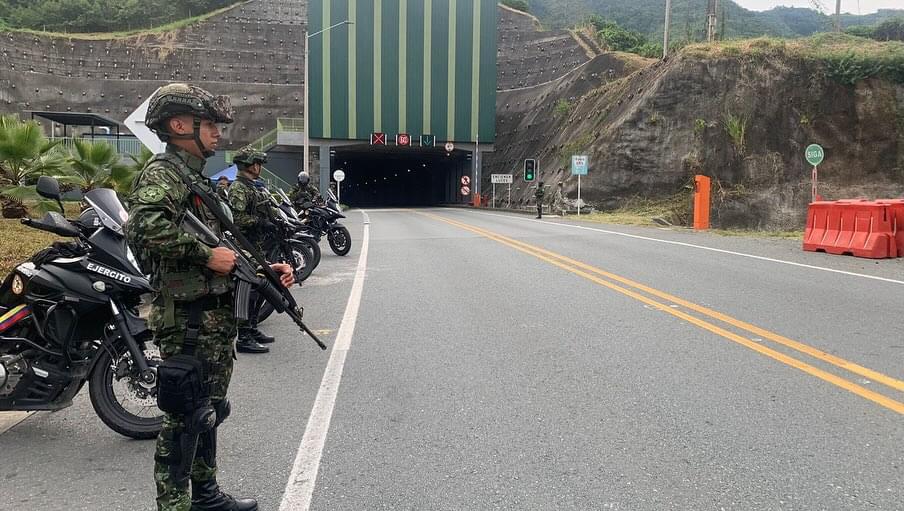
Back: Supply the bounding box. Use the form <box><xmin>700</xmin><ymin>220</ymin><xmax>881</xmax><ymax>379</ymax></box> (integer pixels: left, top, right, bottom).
<box><xmin>1</xmin><ymin>208</ymin><xmax>902</xmax><ymax>511</ymax></box>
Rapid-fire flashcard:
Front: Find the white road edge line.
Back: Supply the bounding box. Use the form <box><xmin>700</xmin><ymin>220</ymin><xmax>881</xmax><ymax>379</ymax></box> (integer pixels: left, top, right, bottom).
<box><xmin>279</xmin><ymin>214</ymin><xmax>370</xmax><ymax>511</ymax></box>
<box><xmin>455</xmin><ymin>209</ymin><xmax>904</xmax><ymax>286</ymax></box>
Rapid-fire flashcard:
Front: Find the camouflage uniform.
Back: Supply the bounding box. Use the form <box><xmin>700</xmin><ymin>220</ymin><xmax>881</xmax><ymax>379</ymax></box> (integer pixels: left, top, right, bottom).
<box><xmin>289</xmin><ymin>182</ymin><xmax>321</xmax><ymax>206</ymax></box>
<box><xmin>125</xmin><ymin>84</ymin><xmax>256</xmax><ymax>511</ymax></box>
<box><xmin>534</xmin><ymin>182</ymin><xmax>546</xmax><ymax>219</ymax></box>
<box><xmin>127</xmin><ymin>145</ymin><xmax>236</xmax><ymax>511</ymax></box>
<box><xmin>227</xmin><ymin>147</ymin><xmax>281</xmax><ymax>352</ymax></box>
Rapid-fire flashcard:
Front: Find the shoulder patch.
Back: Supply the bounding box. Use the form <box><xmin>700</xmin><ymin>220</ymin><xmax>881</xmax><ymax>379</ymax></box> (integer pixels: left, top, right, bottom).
<box><xmin>137</xmin><ymin>185</ymin><xmax>168</xmax><ymax>203</ymax></box>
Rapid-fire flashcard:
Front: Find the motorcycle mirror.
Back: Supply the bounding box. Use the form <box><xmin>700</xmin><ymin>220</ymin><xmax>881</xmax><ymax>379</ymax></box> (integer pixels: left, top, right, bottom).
<box><xmin>36</xmin><ymin>176</ymin><xmax>65</xmax><ymax>213</ymax></box>
<box><xmin>36</xmin><ymin>176</ymin><xmax>61</xmax><ymax>199</ymax></box>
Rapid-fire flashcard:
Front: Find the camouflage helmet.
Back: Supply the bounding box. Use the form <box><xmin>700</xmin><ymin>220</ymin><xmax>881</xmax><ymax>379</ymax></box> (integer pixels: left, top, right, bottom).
<box><xmin>232</xmin><ymin>145</ymin><xmax>267</xmax><ymax>166</ymax></box>
<box><xmin>145</xmin><ymin>83</ymin><xmax>233</xmax><ymax>135</ymax></box>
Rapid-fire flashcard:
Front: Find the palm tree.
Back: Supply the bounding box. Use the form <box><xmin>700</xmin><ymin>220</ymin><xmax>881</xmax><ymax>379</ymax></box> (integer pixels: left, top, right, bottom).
<box><xmin>0</xmin><ymin>115</ymin><xmax>68</xmax><ymax>218</ymax></box>
<box><xmin>112</xmin><ymin>146</ymin><xmax>154</xmax><ymax>195</ymax></box>
<box><xmin>67</xmin><ymin>138</ymin><xmax>132</xmax><ymax>194</ymax></box>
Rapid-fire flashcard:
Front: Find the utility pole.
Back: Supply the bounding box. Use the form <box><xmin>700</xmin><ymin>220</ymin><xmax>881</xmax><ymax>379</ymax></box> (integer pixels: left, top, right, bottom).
<box><xmin>662</xmin><ymin>0</ymin><xmax>672</xmax><ymax>59</ymax></box>
<box><xmin>834</xmin><ymin>0</ymin><xmax>842</xmax><ymax>32</ymax></box>
<box><xmin>706</xmin><ymin>0</ymin><xmax>719</xmax><ymax>42</ymax></box>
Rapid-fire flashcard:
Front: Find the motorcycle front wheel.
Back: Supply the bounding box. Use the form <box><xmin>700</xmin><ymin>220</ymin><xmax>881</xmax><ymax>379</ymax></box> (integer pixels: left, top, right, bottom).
<box><xmin>88</xmin><ymin>340</ymin><xmax>163</xmax><ymax>440</ymax></box>
<box><xmin>327</xmin><ymin>225</ymin><xmax>352</xmax><ymax>256</ymax></box>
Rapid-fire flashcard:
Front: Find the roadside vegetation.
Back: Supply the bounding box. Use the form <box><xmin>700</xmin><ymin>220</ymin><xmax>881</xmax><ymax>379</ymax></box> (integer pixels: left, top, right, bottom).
<box><xmin>682</xmin><ymin>33</ymin><xmax>904</xmax><ymax>85</ymax></box>
<box><xmin>0</xmin><ymin>114</ymin><xmax>142</xmax><ymax>218</ymax></box>
<box><xmin>0</xmin><ymin>0</ymin><xmax>241</xmax><ymax>35</ymax></box>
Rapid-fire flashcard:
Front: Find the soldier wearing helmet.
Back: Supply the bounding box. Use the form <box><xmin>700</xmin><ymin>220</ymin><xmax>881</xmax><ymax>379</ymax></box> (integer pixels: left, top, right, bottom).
<box><xmin>227</xmin><ymin>146</ymin><xmax>279</xmax><ymax>354</ymax></box>
<box><xmin>125</xmin><ymin>84</ymin><xmax>293</xmax><ymax>511</ymax></box>
<box><xmin>288</xmin><ymin>170</ymin><xmax>321</xmax><ymax>209</ymax></box>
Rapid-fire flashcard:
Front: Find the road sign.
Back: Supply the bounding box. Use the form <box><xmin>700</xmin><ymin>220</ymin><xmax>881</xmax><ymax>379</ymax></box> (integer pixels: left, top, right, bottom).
<box><xmin>445</xmin><ymin>142</ymin><xmax>455</xmax><ymax>152</ymax></box>
<box><xmin>461</xmin><ymin>175</ymin><xmax>471</xmax><ymax>186</ymax></box>
<box><xmin>397</xmin><ymin>133</ymin><xmax>411</xmax><ymax>146</ymax></box>
<box><xmin>420</xmin><ymin>134</ymin><xmax>436</xmax><ymax>147</ymax></box>
<box><xmin>460</xmin><ymin>185</ymin><xmax>470</xmax><ymax>196</ymax></box>
<box><xmin>523</xmin><ymin>159</ymin><xmax>536</xmax><ymax>181</ymax></box>
<box><xmin>571</xmin><ymin>155</ymin><xmax>589</xmax><ymax>176</ymax></box>
<box><xmin>124</xmin><ymin>91</ymin><xmax>166</xmax><ymax>154</ymax></box>
<box><xmin>491</xmin><ymin>174</ymin><xmax>513</xmax><ymax>184</ymax></box>
<box><xmin>371</xmin><ymin>132</ymin><xmax>386</xmax><ymax>145</ymax></box>
<box><xmin>805</xmin><ymin>144</ymin><xmax>824</xmax><ymax>166</ymax></box>
<box><xmin>333</xmin><ymin>170</ymin><xmax>345</xmax><ymax>182</ymax></box>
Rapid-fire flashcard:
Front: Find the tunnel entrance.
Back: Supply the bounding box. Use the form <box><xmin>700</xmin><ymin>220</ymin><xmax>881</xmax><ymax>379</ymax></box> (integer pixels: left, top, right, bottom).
<box><xmin>330</xmin><ymin>144</ymin><xmax>473</xmax><ymax>208</ymax></box>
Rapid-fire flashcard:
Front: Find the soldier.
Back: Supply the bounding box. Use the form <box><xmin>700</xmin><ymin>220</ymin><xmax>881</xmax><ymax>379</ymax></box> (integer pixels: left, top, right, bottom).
<box><xmin>289</xmin><ymin>170</ymin><xmax>321</xmax><ymax>209</ymax></box>
<box><xmin>553</xmin><ymin>182</ymin><xmax>567</xmax><ymax>217</ymax></box>
<box><xmin>227</xmin><ymin>146</ymin><xmax>278</xmax><ymax>354</ymax></box>
<box><xmin>215</xmin><ymin>176</ymin><xmax>230</xmax><ymax>200</ymax></box>
<box><xmin>534</xmin><ymin>181</ymin><xmax>546</xmax><ymax>219</ymax></box>
<box><xmin>126</xmin><ymin>83</ymin><xmax>294</xmax><ymax>511</ymax></box>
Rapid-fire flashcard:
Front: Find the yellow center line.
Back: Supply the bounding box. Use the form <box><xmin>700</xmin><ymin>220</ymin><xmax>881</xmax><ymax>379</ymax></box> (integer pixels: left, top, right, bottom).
<box><xmin>419</xmin><ymin>211</ymin><xmax>904</xmax><ymax>415</ymax></box>
<box><xmin>428</xmin><ymin>211</ymin><xmax>904</xmax><ymax>394</ymax></box>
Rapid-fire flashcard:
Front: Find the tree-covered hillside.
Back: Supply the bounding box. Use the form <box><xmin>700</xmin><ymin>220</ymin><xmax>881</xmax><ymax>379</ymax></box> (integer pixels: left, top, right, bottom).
<box><xmin>528</xmin><ymin>0</ymin><xmax>903</xmax><ymax>40</ymax></box>
<box><xmin>0</xmin><ymin>0</ymin><xmax>241</xmax><ymax>33</ymax></box>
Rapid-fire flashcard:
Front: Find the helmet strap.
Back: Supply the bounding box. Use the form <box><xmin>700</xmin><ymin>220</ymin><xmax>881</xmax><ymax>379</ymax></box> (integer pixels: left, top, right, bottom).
<box><xmin>192</xmin><ymin>118</ymin><xmax>215</xmax><ymax>158</ymax></box>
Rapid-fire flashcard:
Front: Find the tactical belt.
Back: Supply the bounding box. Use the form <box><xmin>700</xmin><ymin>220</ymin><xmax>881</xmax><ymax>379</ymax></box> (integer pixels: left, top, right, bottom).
<box><xmin>181</xmin><ymin>294</ymin><xmax>229</xmax><ymax>355</ymax></box>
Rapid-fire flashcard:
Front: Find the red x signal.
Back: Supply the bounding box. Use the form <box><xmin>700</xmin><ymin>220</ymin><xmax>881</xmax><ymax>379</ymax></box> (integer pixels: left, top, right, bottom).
<box><xmin>371</xmin><ymin>132</ymin><xmax>386</xmax><ymax>145</ymax></box>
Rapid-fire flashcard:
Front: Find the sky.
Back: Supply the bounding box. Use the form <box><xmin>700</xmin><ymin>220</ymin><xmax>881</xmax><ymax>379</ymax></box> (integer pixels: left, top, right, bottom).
<box><xmin>732</xmin><ymin>0</ymin><xmax>904</xmax><ymax>14</ymax></box>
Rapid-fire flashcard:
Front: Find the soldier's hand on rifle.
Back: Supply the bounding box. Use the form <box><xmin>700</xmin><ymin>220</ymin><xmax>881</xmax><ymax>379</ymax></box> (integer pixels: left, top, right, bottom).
<box><xmin>270</xmin><ymin>263</ymin><xmax>295</xmax><ymax>288</ymax></box>
<box><xmin>207</xmin><ymin>246</ymin><xmax>237</xmax><ymax>275</ymax></box>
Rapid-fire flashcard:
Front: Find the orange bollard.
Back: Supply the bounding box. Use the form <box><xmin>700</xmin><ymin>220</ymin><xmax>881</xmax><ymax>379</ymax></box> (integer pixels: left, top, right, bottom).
<box><xmin>472</xmin><ymin>193</ymin><xmax>481</xmax><ymax>207</ymax></box>
<box><xmin>693</xmin><ymin>175</ymin><xmax>711</xmax><ymax>230</ymax></box>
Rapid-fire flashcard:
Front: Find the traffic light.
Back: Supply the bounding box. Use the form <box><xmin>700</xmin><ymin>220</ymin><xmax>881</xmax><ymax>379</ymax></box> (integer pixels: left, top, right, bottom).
<box><xmin>524</xmin><ymin>159</ymin><xmax>536</xmax><ymax>182</ymax></box>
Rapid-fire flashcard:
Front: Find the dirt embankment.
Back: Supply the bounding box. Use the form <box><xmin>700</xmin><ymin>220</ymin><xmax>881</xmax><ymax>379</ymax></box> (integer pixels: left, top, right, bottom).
<box><xmin>487</xmin><ymin>37</ymin><xmax>904</xmax><ymax>229</ymax></box>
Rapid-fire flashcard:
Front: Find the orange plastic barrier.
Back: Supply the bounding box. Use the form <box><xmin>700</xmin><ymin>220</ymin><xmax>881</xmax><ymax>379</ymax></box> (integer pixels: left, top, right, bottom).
<box><xmin>876</xmin><ymin>199</ymin><xmax>904</xmax><ymax>256</ymax></box>
<box><xmin>803</xmin><ymin>200</ymin><xmax>897</xmax><ymax>259</ymax></box>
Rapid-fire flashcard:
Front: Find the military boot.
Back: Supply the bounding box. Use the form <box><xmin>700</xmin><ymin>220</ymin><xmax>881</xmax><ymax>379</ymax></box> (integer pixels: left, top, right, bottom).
<box><xmin>249</xmin><ymin>328</ymin><xmax>275</xmax><ymax>344</ymax></box>
<box><xmin>236</xmin><ymin>328</ymin><xmax>269</xmax><ymax>354</ymax></box>
<box><xmin>190</xmin><ymin>479</ymin><xmax>258</xmax><ymax>511</ymax></box>
<box><xmin>191</xmin><ymin>429</ymin><xmax>258</xmax><ymax>511</ymax></box>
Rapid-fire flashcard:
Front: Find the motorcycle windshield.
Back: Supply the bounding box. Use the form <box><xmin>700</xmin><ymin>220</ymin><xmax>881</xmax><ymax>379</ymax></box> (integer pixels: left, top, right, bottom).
<box><xmin>84</xmin><ymin>188</ymin><xmax>129</xmax><ymax>236</ymax></box>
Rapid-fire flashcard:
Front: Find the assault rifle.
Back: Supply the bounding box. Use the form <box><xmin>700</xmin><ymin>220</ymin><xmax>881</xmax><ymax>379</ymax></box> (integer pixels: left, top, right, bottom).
<box><xmin>178</xmin><ymin>178</ymin><xmax>326</xmax><ymax>350</ymax></box>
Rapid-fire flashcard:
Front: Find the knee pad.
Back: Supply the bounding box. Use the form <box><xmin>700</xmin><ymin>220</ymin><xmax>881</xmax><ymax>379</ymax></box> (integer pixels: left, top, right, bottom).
<box><xmin>213</xmin><ymin>399</ymin><xmax>231</xmax><ymax>427</ymax></box>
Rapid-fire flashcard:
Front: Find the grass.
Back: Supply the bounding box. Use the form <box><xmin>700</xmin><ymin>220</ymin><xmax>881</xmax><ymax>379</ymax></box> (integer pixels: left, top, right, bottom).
<box><xmin>561</xmin><ymin>193</ymin><xmax>804</xmax><ymax>239</ymax></box>
<box><xmin>681</xmin><ymin>33</ymin><xmax>904</xmax><ymax>84</ymax></box>
<box><xmin>0</xmin><ymin>219</ymin><xmax>58</xmax><ymax>277</ymax></box>
<box><xmin>4</xmin><ymin>2</ymin><xmax>242</xmax><ymax>40</ymax></box>
<box><xmin>0</xmin><ymin>201</ymin><xmax>83</xmax><ymax>277</ymax></box>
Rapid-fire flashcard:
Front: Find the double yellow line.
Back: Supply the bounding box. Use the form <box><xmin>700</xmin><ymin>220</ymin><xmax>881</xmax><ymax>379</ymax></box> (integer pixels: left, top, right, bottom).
<box><xmin>421</xmin><ymin>211</ymin><xmax>904</xmax><ymax>415</ymax></box>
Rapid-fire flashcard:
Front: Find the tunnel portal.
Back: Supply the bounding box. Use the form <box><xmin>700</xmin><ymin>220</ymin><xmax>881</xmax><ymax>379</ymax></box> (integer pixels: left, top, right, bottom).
<box><xmin>331</xmin><ymin>145</ymin><xmax>474</xmax><ymax>208</ymax></box>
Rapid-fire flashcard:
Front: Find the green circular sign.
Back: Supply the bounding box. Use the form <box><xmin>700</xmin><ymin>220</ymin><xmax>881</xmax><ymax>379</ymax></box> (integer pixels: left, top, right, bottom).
<box><xmin>805</xmin><ymin>144</ymin><xmax>824</xmax><ymax>166</ymax></box>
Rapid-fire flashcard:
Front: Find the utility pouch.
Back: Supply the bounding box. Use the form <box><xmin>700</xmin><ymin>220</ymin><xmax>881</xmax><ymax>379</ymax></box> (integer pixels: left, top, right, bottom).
<box><xmin>156</xmin><ymin>301</ymin><xmax>211</xmax><ymax>416</ymax></box>
<box><xmin>156</xmin><ymin>354</ymin><xmax>210</xmax><ymax>415</ymax></box>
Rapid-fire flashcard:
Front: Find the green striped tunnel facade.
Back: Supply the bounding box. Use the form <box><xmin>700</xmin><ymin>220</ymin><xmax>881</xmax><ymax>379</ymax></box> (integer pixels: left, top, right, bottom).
<box><xmin>308</xmin><ymin>0</ymin><xmax>497</xmax><ymax>144</ymax></box>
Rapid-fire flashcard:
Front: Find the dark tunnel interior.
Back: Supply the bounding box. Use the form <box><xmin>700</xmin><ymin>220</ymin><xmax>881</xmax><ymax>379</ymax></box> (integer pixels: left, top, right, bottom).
<box><xmin>330</xmin><ymin>145</ymin><xmax>471</xmax><ymax>207</ymax></box>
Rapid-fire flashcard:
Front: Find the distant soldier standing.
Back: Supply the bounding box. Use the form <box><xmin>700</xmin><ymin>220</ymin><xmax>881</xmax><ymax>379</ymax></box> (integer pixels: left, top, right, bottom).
<box><xmin>534</xmin><ymin>181</ymin><xmax>546</xmax><ymax>219</ymax></box>
<box><xmin>227</xmin><ymin>146</ymin><xmax>279</xmax><ymax>354</ymax></box>
<box><xmin>126</xmin><ymin>83</ymin><xmax>293</xmax><ymax>511</ymax></box>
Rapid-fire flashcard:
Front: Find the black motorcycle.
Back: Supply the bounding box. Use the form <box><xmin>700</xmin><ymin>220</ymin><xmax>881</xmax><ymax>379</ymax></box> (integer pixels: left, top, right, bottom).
<box><xmin>0</xmin><ymin>177</ymin><xmax>163</xmax><ymax>439</ymax></box>
<box><xmin>274</xmin><ymin>188</ymin><xmax>321</xmax><ymax>269</ymax></box>
<box><xmin>301</xmin><ymin>190</ymin><xmax>351</xmax><ymax>256</ymax></box>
